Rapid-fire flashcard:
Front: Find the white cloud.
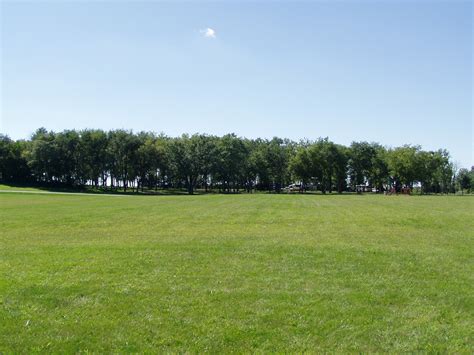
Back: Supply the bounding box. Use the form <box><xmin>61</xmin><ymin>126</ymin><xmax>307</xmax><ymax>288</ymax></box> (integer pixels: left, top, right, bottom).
<box><xmin>200</xmin><ymin>28</ymin><xmax>216</xmax><ymax>39</ymax></box>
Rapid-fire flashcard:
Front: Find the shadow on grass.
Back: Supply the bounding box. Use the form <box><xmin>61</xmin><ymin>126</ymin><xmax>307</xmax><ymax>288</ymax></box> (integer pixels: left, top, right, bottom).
<box><xmin>0</xmin><ymin>182</ymin><xmax>192</xmax><ymax>196</ymax></box>
<box><xmin>1</xmin><ymin>182</ymin><xmax>471</xmax><ymax>197</ymax></box>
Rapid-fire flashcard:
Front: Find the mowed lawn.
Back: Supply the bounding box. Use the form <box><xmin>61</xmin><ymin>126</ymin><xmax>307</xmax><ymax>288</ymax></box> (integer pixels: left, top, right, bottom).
<box><xmin>1</xmin><ymin>192</ymin><xmax>473</xmax><ymax>352</ymax></box>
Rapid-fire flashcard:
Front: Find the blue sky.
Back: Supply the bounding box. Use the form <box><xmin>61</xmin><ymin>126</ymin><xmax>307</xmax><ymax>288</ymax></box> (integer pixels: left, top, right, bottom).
<box><xmin>1</xmin><ymin>0</ymin><xmax>472</xmax><ymax>168</ymax></box>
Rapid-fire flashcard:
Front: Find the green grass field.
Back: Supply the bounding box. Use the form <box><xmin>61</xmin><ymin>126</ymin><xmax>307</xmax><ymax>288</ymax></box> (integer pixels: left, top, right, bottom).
<box><xmin>1</xmin><ymin>191</ymin><xmax>473</xmax><ymax>352</ymax></box>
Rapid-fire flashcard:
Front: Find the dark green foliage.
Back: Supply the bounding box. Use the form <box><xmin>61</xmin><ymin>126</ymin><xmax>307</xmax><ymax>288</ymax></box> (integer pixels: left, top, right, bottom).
<box><xmin>291</xmin><ymin>138</ymin><xmax>348</xmax><ymax>193</ymax></box>
<box><xmin>0</xmin><ymin>128</ymin><xmax>467</xmax><ymax>194</ymax></box>
<box><xmin>168</xmin><ymin>134</ymin><xmax>217</xmax><ymax>194</ymax></box>
<box><xmin>79</xmin><ymin>129</ymin><xmax>109</xmax><ymax>187</ymax></box>
<box><xmin>456</xmin><ymin>168</ymin><xmax>473</xmax><ymax>193</ymax></box>
<box><xmin>347</xmin><ymin>142</ymin><xmax>388</xmax><ymax>192</ymax></box>
<box><xmin>387</xmin><ymin>146</ymin><xmax>454</xmax><ymax>193</ymax></box>
<box><xmin>0</xmin><ymin>135</ymin><xmax>31</xmax><ymax>182</ymax></box>
<box><xmin>214</xmin><ymin>134</ymin><xmax>248</xmax><ymax>193</ymax></box>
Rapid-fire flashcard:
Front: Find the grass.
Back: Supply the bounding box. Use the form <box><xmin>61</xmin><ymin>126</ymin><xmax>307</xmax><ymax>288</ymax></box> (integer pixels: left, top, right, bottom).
<box><xmin>1</xmin><ymin>192</ymin><xmax>473</xmax><ymax>352</ymax></box>
<box><xmin>0</xmin><ymin>183</ymin><xmax>213</xmax><ymax>195</ymax></box>
<box><xmin>0</xmin><ymin>184</ymin><xmax>46</xmax><ymax>191</ymax></box>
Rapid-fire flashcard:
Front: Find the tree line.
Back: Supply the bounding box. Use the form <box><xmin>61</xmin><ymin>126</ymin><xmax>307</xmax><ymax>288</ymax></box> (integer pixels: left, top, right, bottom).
<box><xmin>0</xmin><ymin>128</ymin><xmax>472</xmax><ymax>194</ymax></box>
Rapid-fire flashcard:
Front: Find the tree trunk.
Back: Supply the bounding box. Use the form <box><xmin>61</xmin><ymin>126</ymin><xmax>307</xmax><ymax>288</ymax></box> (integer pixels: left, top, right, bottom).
<box><xmin>187</xmin><ymin>176</ymin><xmax>194</xmax><ymax>194</ymax></box>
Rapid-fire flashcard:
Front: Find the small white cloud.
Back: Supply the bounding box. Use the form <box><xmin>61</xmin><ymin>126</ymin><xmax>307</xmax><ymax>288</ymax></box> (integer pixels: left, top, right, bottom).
<box><xmin>200</xmin><ymin>27</ymin><xmax>216</xmax><ymax>39</ymax></box>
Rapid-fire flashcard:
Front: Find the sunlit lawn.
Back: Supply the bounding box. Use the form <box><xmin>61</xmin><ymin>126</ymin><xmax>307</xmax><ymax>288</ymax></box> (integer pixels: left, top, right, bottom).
<box><xmin>1</xmin><ymin>192</ymin><xmax>473</xmax><ymax>352</ymax></box>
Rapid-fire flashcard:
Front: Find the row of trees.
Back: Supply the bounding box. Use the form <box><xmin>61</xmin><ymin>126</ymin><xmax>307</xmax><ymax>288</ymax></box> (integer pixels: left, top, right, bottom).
<box><xmin>0</xmin><ymin>128</ymin><xmax>472</xmax><ymax>194</ymax></box>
